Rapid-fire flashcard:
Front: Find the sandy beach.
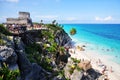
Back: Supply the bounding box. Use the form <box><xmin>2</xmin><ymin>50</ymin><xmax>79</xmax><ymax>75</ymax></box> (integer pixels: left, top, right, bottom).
<box><xmin>69</xmin><ymin>42</ymin><xmax>120</xmax><ymax>80</ymax></box>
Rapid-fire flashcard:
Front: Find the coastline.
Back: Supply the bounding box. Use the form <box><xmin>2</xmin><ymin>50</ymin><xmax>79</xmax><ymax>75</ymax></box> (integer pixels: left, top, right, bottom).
<box><xmin>69</xmin><ymin>39</ymin><xmax>120</xmax><ymax>80</ymax></box>
<box><xmin>63</xmin><ymin>24</ymin><xmax>120</xmax><ymax>64</ymax></box>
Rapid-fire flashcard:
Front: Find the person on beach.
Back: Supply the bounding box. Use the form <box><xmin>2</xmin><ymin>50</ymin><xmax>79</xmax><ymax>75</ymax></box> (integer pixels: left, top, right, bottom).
<box><xmin>96</xmin><ymin>59</ymin><xmax>102</xmax><ymax>66</ymax></box>
<box><xmin>73</xmin><ymin>49</ymin><xmax>75</xmax><ymax>54</ymax></box>
<box><xmin>102</xmin><ymin>65</ymin><xmax>107</xmax><ymax>74</ymax></box>
<box><xmin>110</xmin><ymin>66</ymin><xmax>113</xmax><ymax>73</ymax></box>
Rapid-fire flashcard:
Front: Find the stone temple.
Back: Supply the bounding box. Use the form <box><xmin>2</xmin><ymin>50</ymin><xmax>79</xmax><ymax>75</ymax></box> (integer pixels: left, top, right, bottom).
<box><xmin>6</xmin><ymin>12</ymin><xmax>33</xmax><ymax>27</ymax></box>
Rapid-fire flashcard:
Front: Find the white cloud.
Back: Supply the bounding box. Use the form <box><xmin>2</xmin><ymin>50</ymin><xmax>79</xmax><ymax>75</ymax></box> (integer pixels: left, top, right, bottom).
<box><xmin>95</xmin><ymin>17</ymin><xmax>102</xmax><ymax>21</ymax></box>
<box><xmin>104</xmin><ymin>16</ymin><xmax>112</xmax><ymax>21</ymax></box>
<box><xmin>6</xmin><ymin>0</ymin><xmax>19</xmax><ymax>3</ymax></box>
<box><xmin>35</xmin><ymin>15</ymin><xmax>58</xmax><ymax>20</ymax></box>
<box><xmin>95</xmin><ymin>16</ymin><xmax>112</xmax><ymax>21</ymax></box>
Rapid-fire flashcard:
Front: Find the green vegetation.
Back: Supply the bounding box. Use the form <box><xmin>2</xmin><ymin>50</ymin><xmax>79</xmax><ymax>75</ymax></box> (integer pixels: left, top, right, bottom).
<box><xmin>0</xmin><ymin>25</ymin><xmax>20</xmax><ymax>79</ymax></box>
<box><xmin>0</xmin><ymin>24</ymin><xmax>12</xmax><ymax>45</ymax></box>
<box><xmin>76</xmin><ymin>65</ymin><xmax>81</xmax><ymax>71</ymax></box>
<box><xmin>70</xmin><ymin>28</ymin><xmax>76</xmax><ymax>35</ymax></box>
<box><xmin>25</xmin><ymin>43</ymin><xmax>53</xmax><ymax>71</ymax></box>
<box><xmin>0</xmin><ymin>21</ymin><xmax>69</xmax><ymax>79</ymax></box>
<box><xmin>25</xmin><ymin>21</ymin><xmax>67</xmax><ymax>73</ymax></box>
<box><xmin>0</xmin><ymin>33</ymin><xmax>6</xmax><ymax>45</ymax></box>
<box><xmin>24</xmin><ymin>21</ymin><xmax>70</xmax><ymax>80</ymax></box>
<box><xmin>58</xmin><ymin>70</ymin><xmax>65</xmax><ymax>78</ymax></box>
<box><xmin>0</xmin><ymin>24</ymin><xmax>12</xmax><ymax>36</ymax></box>
<box><xmin>68</xmin><ymin>58</ymin><xmax>81</xmax><ymax>75</ymax></box>
<box><xmin>0</xmin><ymin>39</ymin><xmax>6</xmax><ymax>46</ymax></box>
<box><xmin>33</xmin><ymin>22</ymin><xmax>40</xmax><ymax>24</ymax></box>
<box><xmin>69</xmin><ymin>64</ymin><xmax>75</xmax><ymax>74</ymax></box>
<box><xmin>0</xmin><ymin>63</ymin><xmax>20</xmax><ymax>80</ymax></box>
<box><xmin>71</xmin><ymin>57</ymin><xmax>80</xmax><ymax>63</ymax></box>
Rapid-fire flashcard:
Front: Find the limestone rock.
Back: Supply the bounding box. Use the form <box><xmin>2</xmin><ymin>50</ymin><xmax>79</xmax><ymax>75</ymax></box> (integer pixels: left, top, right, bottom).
<box><xmin>71</xmin><ymin>69</ymin><xmax>83</xmax><ymax>80</ymax></box>
<box><xmin>14</xmin><ymin>37</ymin><xmax>49</xmax><ymax>80</ymax></box>
<box><xmin>64</xmin><ymin>58</ymin><xmax>73</xmax><ymax>79</ymax></box>
<box><xmin>55</xmin><ymin>30</ymin><xmax>72</xmax><ymax>46</ymax></box>
<box><xmin>81</xmin><ymin>68</ymin><xmax>101</xmax><ymax>80</ymax></box>
<box><xmin>78</xmin><ymin>60</ymin><xmax>92</xmax><ymax>71</ymax></box>
<box><xmin>0</xmin><ymin>47</ymin><xmax>17</xmax><ymax>66</ymax></box>
<box><xmin>25</xmin><ymin>63</ymin><xmax>48</xmax><ymax>80</ymax></box>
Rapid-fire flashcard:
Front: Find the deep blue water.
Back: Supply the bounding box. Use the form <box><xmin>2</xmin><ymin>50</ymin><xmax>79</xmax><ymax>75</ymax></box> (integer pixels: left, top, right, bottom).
<box><xmin>62</xmin><ymin>24</ymin><xmax>120</xmax><ymax>64</ymax></box>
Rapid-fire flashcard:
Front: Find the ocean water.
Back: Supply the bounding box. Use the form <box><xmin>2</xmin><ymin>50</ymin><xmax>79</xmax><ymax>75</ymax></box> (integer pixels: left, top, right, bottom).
<box><xmin>62</xmin><ymin>24</ymin><xmax>120</xmax><ymax>64</ymax></box>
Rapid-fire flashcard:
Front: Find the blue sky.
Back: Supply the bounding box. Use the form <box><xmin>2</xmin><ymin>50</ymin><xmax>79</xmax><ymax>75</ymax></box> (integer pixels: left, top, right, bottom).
<box><xmin>0</xmin><ymin>0</ymin><xmax>120</xmax><ymax>23</ymax></box>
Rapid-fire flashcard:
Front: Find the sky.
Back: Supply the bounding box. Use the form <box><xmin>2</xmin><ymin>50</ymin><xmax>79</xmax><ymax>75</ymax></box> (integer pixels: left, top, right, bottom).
<box><xmin>0</xmin><ymin>0</ymin><xmax>120</xmax><ymax>23</ymax></box>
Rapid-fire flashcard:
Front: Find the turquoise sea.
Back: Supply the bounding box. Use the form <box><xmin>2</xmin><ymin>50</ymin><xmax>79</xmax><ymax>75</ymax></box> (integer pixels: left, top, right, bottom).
<box><xmin>62</xmin><ymin>24</ymin><xmax>120</xmax><ymax>64</ymax></box>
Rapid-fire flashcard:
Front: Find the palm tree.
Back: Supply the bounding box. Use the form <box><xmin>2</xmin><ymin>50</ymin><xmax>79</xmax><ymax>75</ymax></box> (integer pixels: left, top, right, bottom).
<box><xmin>40</xmin><ymin>20</ymin><xmax>43</xmax><ymax>25</ymax></box>
<box><xmin>52</xmin><ymin>20</ymin><xmax>56</xmax><ymax>24</ymax></box>
<box><xmin>70</xmin><ymin>28</ymin><xmax>76</xmax><ymax>35</ymax></box>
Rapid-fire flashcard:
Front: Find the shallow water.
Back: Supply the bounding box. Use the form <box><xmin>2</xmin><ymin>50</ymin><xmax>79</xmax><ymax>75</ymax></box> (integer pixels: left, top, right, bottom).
<box><xmin>62</xmin><ymin>24</ymin><xmax>120</xmax><ymax>64</ymax></box>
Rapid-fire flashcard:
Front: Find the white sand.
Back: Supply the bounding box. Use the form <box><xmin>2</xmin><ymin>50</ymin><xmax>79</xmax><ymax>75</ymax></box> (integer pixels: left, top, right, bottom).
<box><xmin>69</xmin><ymin>44</ymin><xmax>120</xmax><ymax>80</ymax></box>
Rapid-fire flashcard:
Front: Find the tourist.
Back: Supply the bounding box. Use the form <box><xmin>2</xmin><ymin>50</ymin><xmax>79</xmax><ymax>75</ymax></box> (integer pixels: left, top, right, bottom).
<box><xmin>98</xmin><ymin>59</ymin><xmax>103</xmax><ymax>66</ymax></box>
<box><xmin>110</xmin><ymin>66</ymin><xmax>113</xmax><ymax>73</ymax></box>
<box><xmin>102</xmin><ymin>65</ymin><xmax>107</xmax><ymax>74</ymax></box>
<box><xmin>73</xmin><ymin>49</ymin><xmax>75</xmax><ymax>54</ymax></box>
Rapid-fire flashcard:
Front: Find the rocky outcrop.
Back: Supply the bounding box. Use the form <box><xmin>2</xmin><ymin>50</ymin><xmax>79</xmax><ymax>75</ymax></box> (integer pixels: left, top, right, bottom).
<box><xmin>55</xmin><ymin>29</ymin><xmax>72</xmax><ymax>46</ymax></box>
<box><xmin>81</xmin><ymin>68</ymin><xmax>101</xmax><ymax>80</ymax></box>
<box><xmin>64</xmin><ymin>58</ymin><xmax>74</xmax><ymax>79</ymax></box>
<box><xmin>64</xmin><ymin>58</ymin><xmax>83</xmax><ymax>80</ymax></box>
<box><xmin>13</xmin><ymin>36</ymin><xmax>50</xmax><ymax>80</ymax></box>
<box><xmin>0</xmin><ymin>45</ymin><xmax>49</xmax><ymax>80</ymax></box>
<box><xmin>64</xmin><ymin>58</ymin><xmax>101</xmax><ymax>80</ymax></box>
<box><xmin>71</xmin><ymin>69</ymin><xmax>83</xmax><ymax>80</ymax></box>
<box><xmin>78</xmin><ymin>60</ymin><xmax>92</xmax><ymax>71</ymax></box>
<box><xmin>56</xmin><ymin>51</ymin><xmax>70</xmax><ymax>67</ymax></box>
<box><xmin>1</xmin><ymin>24</ymin><xmax>72</xmax><ymax>79</ymax></box>
<box><xmin>0</xmin><ymin>46</ymin><xmax>17</xmax><ymax>67</ymax></box>
<box><xmin>15</xmin><ymin>50</ymin><xmax>32</xmax><ymax>80</ymax></box>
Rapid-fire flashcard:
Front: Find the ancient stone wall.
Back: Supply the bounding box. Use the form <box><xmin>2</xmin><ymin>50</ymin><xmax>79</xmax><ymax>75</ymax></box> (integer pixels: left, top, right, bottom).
<box><xmin>19</xmin><ymin>12</ymin><xmax>30</xmax><ymax>19</ymax></box>
<box><xmin>7</xmin><ymin>18</ymin><xmax>20</xmax><ymax>24</ymax></box>
<box><xmin>6</xmin><ymin>12</ymin><xmax>32</xmax><ymax>26</ymax></box>
<box><xmin>19</xmin><ymin>19</ymin><xmax>28</xmax><ymax>24</ymax></box>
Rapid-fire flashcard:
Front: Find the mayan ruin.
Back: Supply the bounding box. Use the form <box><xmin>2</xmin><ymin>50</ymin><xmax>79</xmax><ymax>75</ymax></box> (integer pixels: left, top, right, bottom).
<box><xmin>6</xmin><ymin>12</ymin><xmax>33</xmax><ymax>27</ymax></box>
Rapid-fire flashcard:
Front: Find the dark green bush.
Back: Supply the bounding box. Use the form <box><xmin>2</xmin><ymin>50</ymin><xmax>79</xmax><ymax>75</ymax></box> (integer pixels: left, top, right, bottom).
<box><xmin>0</xmin><ymin>24</ymin><xmax>12</xmax><ymax>36</ymax></box>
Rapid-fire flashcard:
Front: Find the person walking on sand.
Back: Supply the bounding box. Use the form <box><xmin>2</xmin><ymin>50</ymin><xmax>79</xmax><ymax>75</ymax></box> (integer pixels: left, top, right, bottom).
<box><xmin>110</xmin><ymin>66</ymin><xmax>113</xmax><ymax>73</ymax></box>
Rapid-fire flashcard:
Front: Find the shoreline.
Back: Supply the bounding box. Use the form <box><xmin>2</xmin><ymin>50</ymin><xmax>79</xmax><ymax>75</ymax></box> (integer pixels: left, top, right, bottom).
<box><xmin>70</xmin><ymin>38</ymin><xmax>120</xmax><ymax>64</ymax></box>
<box><xmin>68</xmin><ymin>40</ymin><xmax>120</xmax><ymax>80</ymax></box>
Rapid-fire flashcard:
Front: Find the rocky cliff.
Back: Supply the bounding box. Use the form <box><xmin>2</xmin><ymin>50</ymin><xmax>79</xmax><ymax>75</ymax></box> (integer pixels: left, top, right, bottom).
<box><xmin>0</xmin><ymin>23</ymin><xmax>72</xmax><ymax>80</ymax></box>
<box><xmin>55</xmin><ymin>29</ymin><xmax>72</xmax><ymax>46</ymax></box>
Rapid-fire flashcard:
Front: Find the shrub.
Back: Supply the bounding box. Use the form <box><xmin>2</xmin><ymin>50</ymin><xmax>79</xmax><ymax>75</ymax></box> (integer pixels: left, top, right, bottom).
<box><xmin>0</xmin><ymin>63</ymin><xmax>20</xmax><ymax>80</ymax></box>
<box><xmin>71</xmin><ymin>57</ymin><xmax>80</xmax><ymax>63</ymax></box>
<box><xmin>58</xmin><ymin>70</ymin><xmax>65</xmax><ymax>78</ymax></box>
<box><xmin>0</xmin><ymin>39</ymin><xmax>6</xmax><ymax>45</ymax></box>
<box><xmin>0</xmin><ymin>24</ymin><xmax>12</xmax><ymax>36</ymax></box>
